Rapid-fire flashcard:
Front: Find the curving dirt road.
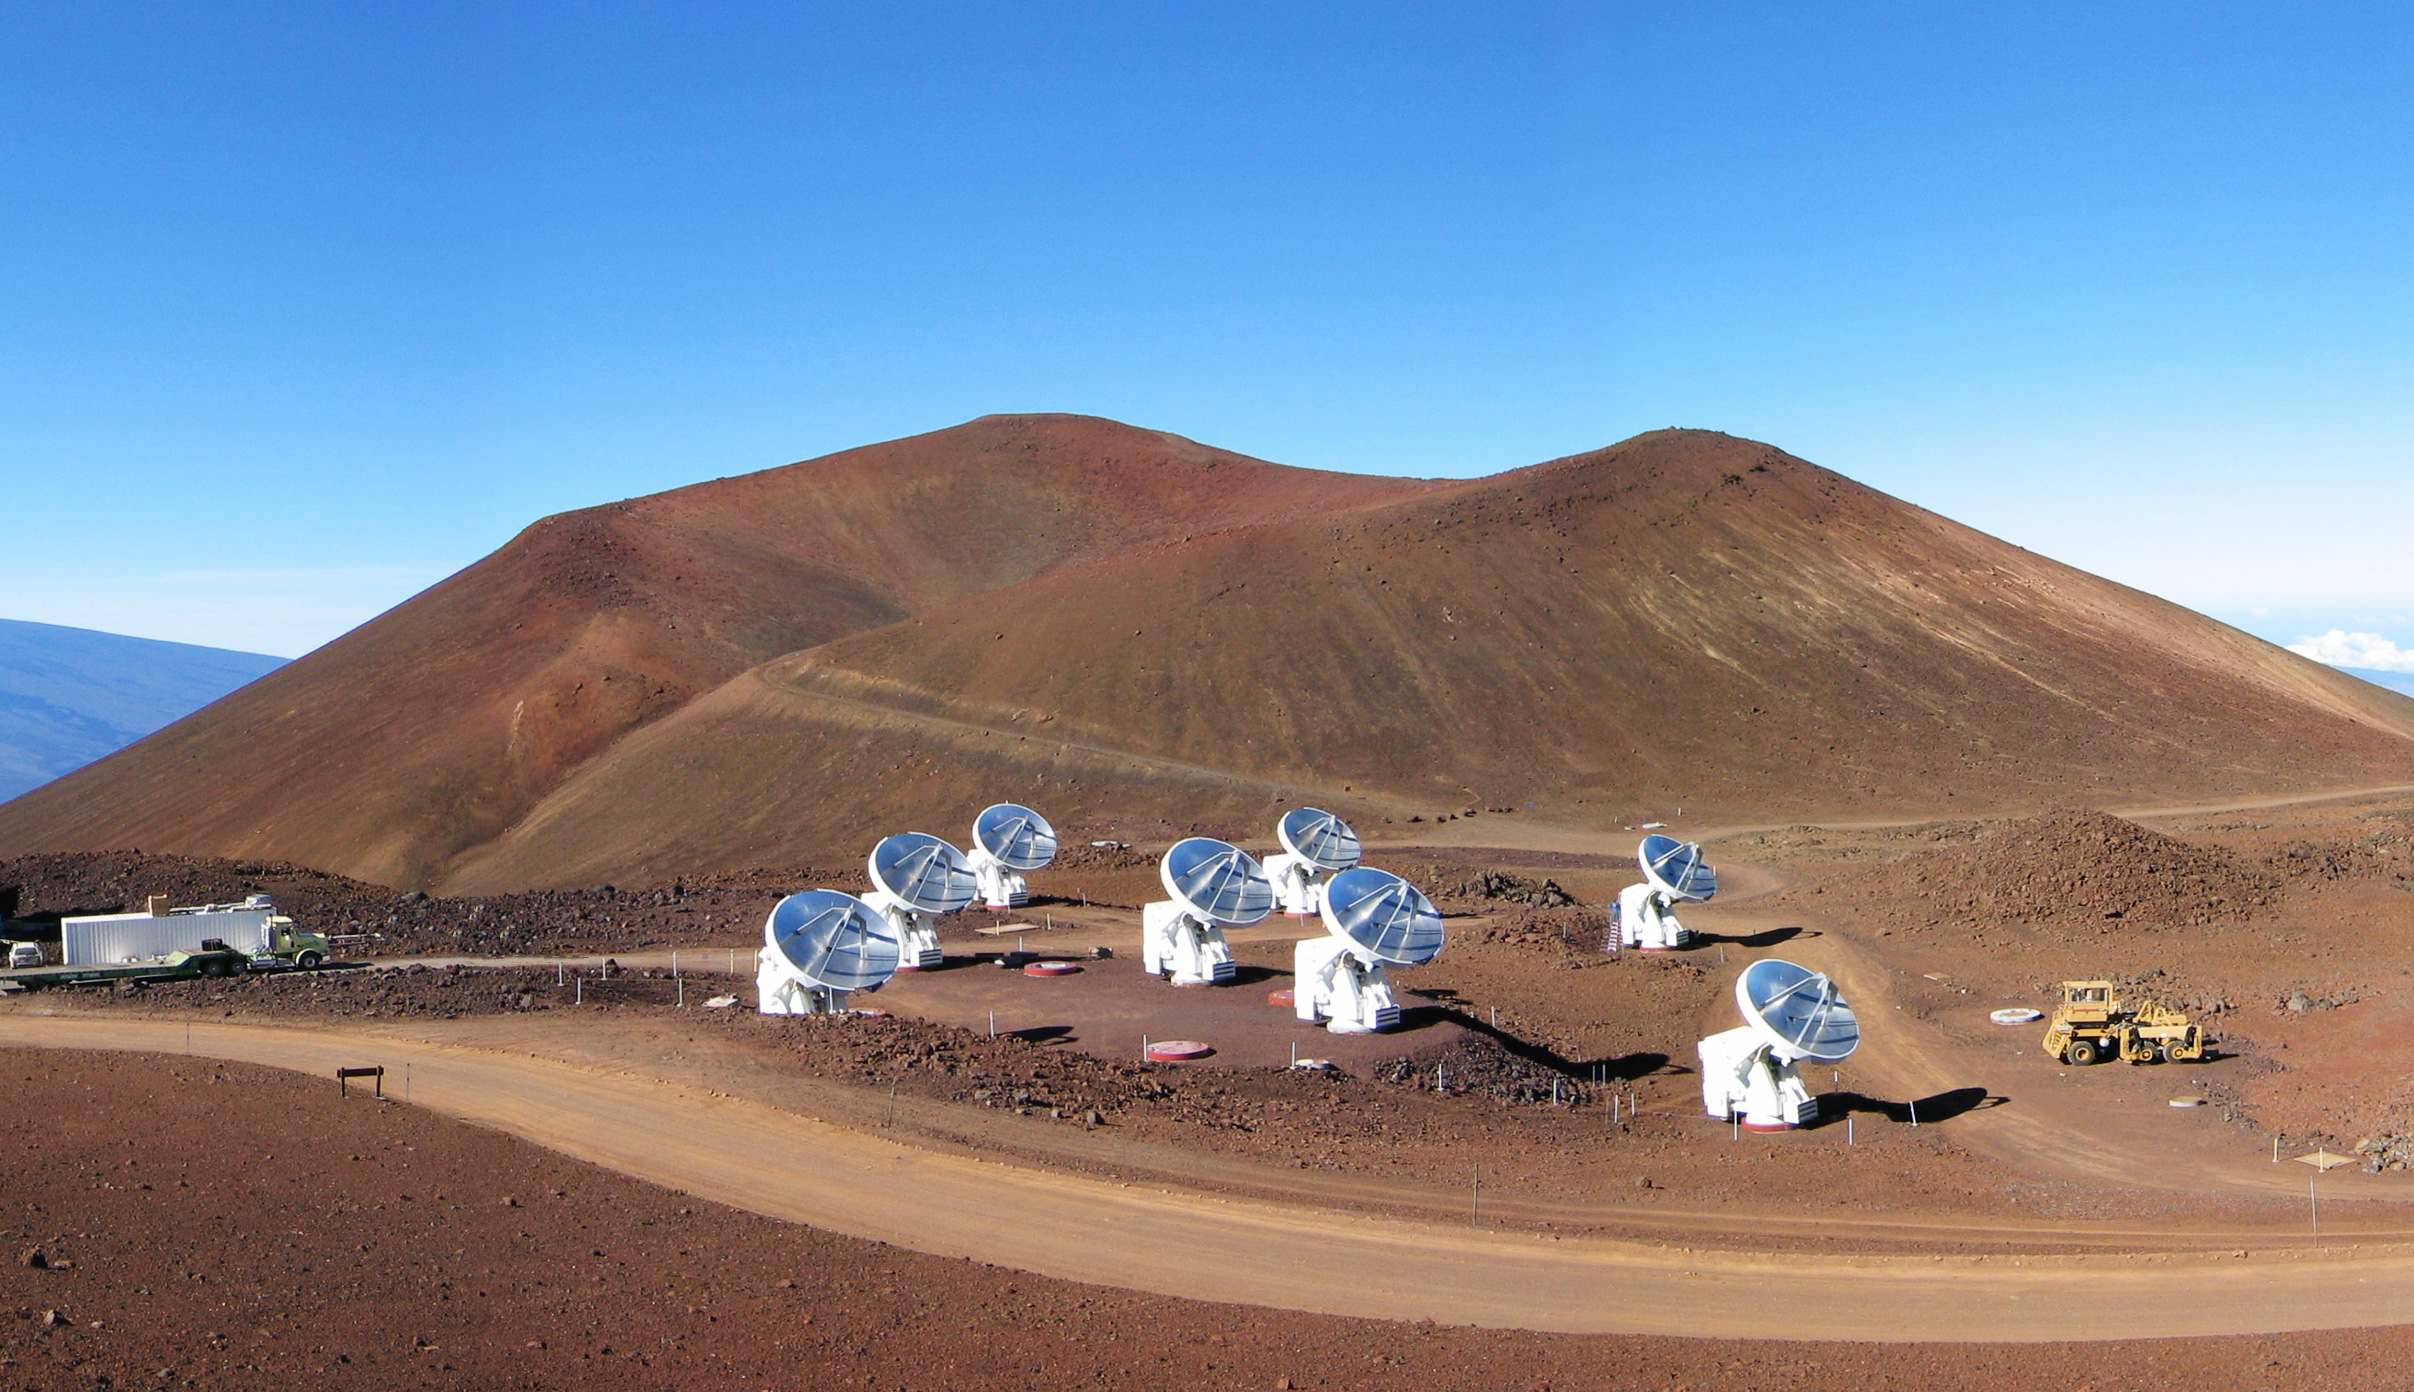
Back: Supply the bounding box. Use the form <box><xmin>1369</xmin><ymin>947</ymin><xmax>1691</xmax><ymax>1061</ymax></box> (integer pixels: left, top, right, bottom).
<box><xmin>8</xmin><ymin>1013</ymin><xmax>2414</xmax><ymax>1344</ymax></box>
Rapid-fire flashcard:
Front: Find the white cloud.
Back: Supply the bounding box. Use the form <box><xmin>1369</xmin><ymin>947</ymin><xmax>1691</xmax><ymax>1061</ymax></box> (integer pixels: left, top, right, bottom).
<box><xmin>2288</xmin><ymin>630</ymin><xmax>2414</xmax><ymax>674</ymax></box>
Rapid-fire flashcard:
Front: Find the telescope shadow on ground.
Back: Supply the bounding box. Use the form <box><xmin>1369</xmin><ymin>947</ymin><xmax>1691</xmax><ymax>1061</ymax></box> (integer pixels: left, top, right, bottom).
<box><xmin>1681</xmin><ymin>924</ymin><xmax>1812</xmax><ymax>949</ymax></box>
<box><xmin>866</xmin><ymin>948</ymin><xmax>1482</xmax><ymax>1070</ymax></box>
<box><xmin>1810</xmin><ymin>1086</ymin><xmax>2006</xmax><ymax>1127</ymax></box>
<box><xmin>1405</xmin><ymin>989</ymin><xmax>1678</xmax><ymax>1083</ymax></box>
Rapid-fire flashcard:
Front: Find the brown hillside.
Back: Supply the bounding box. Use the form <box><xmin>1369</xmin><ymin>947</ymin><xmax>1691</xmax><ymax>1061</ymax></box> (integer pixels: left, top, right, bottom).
<box><xmin>0</xmin><ymin>416</ymin><xmax>1435</xmax><ymax>887</ymax></box>
<box><xmin>440</xmin><ymin>430</ymin><xmax>2414</xmax><ymax>890</ymax></box>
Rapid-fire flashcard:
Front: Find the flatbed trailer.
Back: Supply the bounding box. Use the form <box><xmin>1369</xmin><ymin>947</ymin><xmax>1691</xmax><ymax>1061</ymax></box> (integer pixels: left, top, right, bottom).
<box><xmin>0</xmin><ymin>944</ymin><xmax>306</xmax><ymax>994</ymax></box>
<box><xmin>0</xmin><ymin>961</ymin><xmax>206</xmax><ymax>992</ymax></box>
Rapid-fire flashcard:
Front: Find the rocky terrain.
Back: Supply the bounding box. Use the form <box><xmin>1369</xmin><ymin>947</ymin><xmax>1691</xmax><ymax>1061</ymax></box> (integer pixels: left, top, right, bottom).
<box><xmin>0</xmin><ymin>850</ymin><xmax>799</xmax><ymax>957</ymax></box>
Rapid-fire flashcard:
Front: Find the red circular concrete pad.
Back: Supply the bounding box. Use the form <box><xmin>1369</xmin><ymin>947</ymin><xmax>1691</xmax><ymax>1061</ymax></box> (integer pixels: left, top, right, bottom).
<box><xmin>851</xmin><ymin>1008</ymin><xmax>892</xmax><ymax>1018</ymax></box>
<box><xmin>1740</xmin><ymin>1119</ymin><xmax>1796</xmax><ymax>1132</ymax></box>
<box><xmin>1145</xmin><ymin>1040</ymin><xmax>1216</xmax><ymax>1062</ymax></box>
<box><xmin>1023</xmin><ymin>961</ymin><xmax>1082</xmax><ymax>977</ymax></box>
<box><xmin>1267</xmin><ymin>989</ymin><xmax>1295</xmax><ymax>1007</ymax></box>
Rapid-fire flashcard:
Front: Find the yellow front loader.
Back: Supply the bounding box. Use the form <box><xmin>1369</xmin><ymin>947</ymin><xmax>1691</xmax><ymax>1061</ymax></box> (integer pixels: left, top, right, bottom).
<box><xmin>2043</xmin><ymin>980</ymin><xmax>2207</xmax><ymax>1065</ymax></box>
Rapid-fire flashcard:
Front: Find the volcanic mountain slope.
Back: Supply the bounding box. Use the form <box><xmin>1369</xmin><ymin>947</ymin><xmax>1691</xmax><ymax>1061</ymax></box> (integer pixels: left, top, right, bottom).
<box><xmin>6</xmin><ymin>417</ymin><xmax>2412</xmax><ymax>893</ymax></box>
<box><xmin>443</xmin><ymin>429</ymin><xmax>2414</xmax><ymax>890</ymax></box>
<box><xmin>0</xmin><ymin>417</ymin><xmax>1435</xmax><ymax>887</ymax></box>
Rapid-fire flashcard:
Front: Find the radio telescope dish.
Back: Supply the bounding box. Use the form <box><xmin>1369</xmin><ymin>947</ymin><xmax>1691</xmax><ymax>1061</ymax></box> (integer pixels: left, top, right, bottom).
<box><xmin>868</xmin><ymin>833</ymin><xmax>977</xmax><ymax>915</ymax></box>
<box><xmin>1160</xmin><ymin>837</ymin><xmax>1273</xmax><ymax>927</ymax></box>
<box><xmin>1319</xmin><ymin>866</ymin><xmax>1443</xmax><ymax>966</ymax></box>
<box><xmin>765</xmin><ymin>890</ymin><xmax>901</xmax><ymax>992</ymax></box>
<box><xmin>1639</xmin><ymin>835</ymin><xmax>1717</xmax><ymax>902</ymax></box>
<box><xmin>1736</xmin><ymin>958</ymin><xmax>1859</xmax><ymax>1063</ymax></box>
<box><xmin>973</xmin><ymin>803</ymin><xmax>1058</xmax><ymax>872</ymax></box>
<box><xmin>1277</xmin><ymin>808</ymin><xmax>1362</xmax><ymax>873</ymax></box>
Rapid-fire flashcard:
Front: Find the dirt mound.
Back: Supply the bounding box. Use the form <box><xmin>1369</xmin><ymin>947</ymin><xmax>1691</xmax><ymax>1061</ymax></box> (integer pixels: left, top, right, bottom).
<box><xmin>1849</xmin><ymin>811</ymin><xmax>2278</xmax><ymax>932</ymax></box>
<box><xmin>13</xmin><ymin>419</ymin><xmax>2414</xmax><ymax>894</ymax></box>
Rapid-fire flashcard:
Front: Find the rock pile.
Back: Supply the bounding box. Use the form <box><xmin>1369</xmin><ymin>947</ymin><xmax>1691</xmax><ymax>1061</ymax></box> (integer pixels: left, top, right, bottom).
<box><xmin>1046</xmin><ymin>841</ymin><xmax>1155</xmax><ymax>873</ymax></box>
<box><xmin>1391</xmin><ymin>861</ymin><xmax>1578</xmax><ymax>913</ymax></box>
<box><xmin>54</xmin><ymin>962</ymin><xmax>672</xmax><ymax>1020</ymax></box>
<box><xmin>1373</xmin><ymin>1033</ymin><xmax>1585</xmax><ymax>1107</ymax></box>
<box><xmin>0</xmin><ymin>850</ymin><xmax>834</xmax><ymax>956</ymax></box>
<box><xmin>2267</xmin><ymin>819</ymin><xmax>2414</xmax><ymax>882</ymax></box>
<box><xmin>723</xmin><ymin>1010</ymin><xmax>1359</xmax><ymax>1131</ymax></box>
<box><xmin>2355</xmin><ymin>1132</ymin><xmax>2414</xmax><ymax>1172</ymax></box>
<box><xmin>1844</xmin><ymin>810</ymin><xmax>2276</xmax><ymax>933</ymax></box>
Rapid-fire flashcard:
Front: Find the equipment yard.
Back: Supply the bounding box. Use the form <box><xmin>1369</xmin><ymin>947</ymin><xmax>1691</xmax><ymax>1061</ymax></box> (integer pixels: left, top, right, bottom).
<box><xmin>6</xmin><ymin>786</ymin><xmax>2414</xmax><ymax>1387</ymax></box>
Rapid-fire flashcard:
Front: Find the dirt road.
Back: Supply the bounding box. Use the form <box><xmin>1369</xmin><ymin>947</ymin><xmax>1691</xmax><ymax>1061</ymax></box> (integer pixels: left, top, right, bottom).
<box><xmin>8</xmin><ymin>1013</ymin><xmax>2414</xmax><ymax>1344</ymax></box>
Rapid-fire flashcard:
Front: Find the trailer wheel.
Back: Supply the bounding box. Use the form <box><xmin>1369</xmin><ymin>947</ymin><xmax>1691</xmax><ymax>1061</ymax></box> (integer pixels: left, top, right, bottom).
<box><xmin>295</xmin><ymin>951</ymin><xmax>323</xmax><ymax>970</ymax></box>
<box><xmin>202</xmin><ymin>959</ymin><xmax>230</xmax><ymax>979</ymax></box>
<box><xmin>2065</xmin><ymin>1038</ymin><xmax>2101</xmax><ymax>1066</ymax></box>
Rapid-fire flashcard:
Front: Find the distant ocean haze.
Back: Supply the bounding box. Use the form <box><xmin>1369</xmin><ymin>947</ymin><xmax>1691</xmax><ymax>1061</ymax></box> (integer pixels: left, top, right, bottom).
<box><xmin>2346</xmin><ymin>668</ymin><xmax>2414</xmax><ymax>700</ymax></box>
<box><xmin>0</xmin><ymin>618</ymin><xmax>285</xmax><ymax>803</ymax></box>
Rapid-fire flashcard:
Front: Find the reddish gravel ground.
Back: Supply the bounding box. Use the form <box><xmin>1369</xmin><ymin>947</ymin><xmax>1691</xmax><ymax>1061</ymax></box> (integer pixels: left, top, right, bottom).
<box><xmin>1739</xmin><ymin>802</ymin><xmax>2414</xmax><ymax>1158</ymax></box>
<box><xmin>5</xmin><ymin>1049</ymin><xmax>2413</xmax><ymax>1392</ymax></box>
<box><xmin>6</xmin><ymin>961</ymin><xmax>2288</xmax><ymax>1234</ymax></box>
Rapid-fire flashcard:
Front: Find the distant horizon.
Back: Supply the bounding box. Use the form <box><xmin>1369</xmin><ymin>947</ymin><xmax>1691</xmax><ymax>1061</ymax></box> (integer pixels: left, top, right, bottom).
<box><xmin>1</xmin><ymin>410</ymin><xmax>2409</xmax><ymax>668</ymax></box>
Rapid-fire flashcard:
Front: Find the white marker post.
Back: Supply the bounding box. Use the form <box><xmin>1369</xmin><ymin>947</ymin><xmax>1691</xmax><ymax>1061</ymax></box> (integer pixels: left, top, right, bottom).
<box><xmin>2297</xmin><ymin>1150</ymin><xmax>2355</xmax><ymax>1240</ymax></box>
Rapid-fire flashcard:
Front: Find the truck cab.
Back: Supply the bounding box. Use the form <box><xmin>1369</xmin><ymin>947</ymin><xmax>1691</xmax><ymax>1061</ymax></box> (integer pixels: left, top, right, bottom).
<box><xmin>265</xmin><ymin>915</ymin><xmax>329</xmax><ymax>969</ymax></box>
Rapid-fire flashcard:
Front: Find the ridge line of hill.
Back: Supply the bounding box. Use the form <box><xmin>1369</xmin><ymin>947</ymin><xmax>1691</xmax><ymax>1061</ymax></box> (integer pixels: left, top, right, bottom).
<box><xmin>6</xmin><ymin>416</ymin><xmax>2412</xmax><ymax>892</ymax></box>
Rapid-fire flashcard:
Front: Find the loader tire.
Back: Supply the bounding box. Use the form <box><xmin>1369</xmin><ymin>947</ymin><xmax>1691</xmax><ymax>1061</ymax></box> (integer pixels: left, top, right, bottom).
<box><xmin>2065</xmin><ymin>1038</ymin><xmax>2100</xmax><ymax>1066</ymax></box>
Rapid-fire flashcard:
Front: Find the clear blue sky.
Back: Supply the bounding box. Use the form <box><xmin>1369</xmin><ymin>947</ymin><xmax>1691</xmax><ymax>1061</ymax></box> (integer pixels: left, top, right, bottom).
<box><xmin>2</xmin><ymin>3</ymin><xmax>2408</xmax><ymax>662</ymax></box>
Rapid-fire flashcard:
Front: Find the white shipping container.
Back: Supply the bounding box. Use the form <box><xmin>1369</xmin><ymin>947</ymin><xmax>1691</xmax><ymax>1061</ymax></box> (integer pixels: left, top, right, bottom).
<box><xmin>61</xmin><ymin>910</ymin><xmax>273</xmax><ymax>966</ymax></box>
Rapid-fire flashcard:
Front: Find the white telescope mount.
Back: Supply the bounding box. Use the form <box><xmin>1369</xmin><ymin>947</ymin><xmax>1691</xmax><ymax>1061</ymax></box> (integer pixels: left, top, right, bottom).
<box><xmin>756</xmin><ymin>889</ymin><xmax>901</xmax><ymax>1017</ymax></box>
<box><xmin>1698</xmin><ymin>958</ymin><xmax>1859</xmax><ymax>1130</ymax></box>
<box><xmin>967</xmin><ymin>852</ymin><xmax>1027</xmax><ymax>911</ymax></box>
<box><xmin>968</xmin><ymin>803</ymin><xmax>1057</xmax><ymax>911</ymax></box>
<box><xmin>865</xmin><ymin>832</ymin><xmax>977</xmax><ymax>972</ymax></box>
<box><xmin>1263</xmin><ymin>807</ymin><xmax>1361</xmax><ymax>918</ymax></box>
<box><xmin>1294</xmin><ymin>866</ymin><xmax>1443</xmax><ymax>1035</ymax></box>
<box><xmin>1143</xmin><ymin>837</ymin><xmax>1272</xmax><ymax>987</ymax></box>
<box><xmin>1617</xmin><ymin>834</ymin><xmax>1716</xmax><ymax>951</ymax></box>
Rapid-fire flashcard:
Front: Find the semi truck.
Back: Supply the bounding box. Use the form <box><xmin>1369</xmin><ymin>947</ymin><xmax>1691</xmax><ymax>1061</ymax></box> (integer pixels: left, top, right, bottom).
<box><xmin>60</xmin><ymin>894</ymin><xmax>329</xmax><ymax>969</ymax></box>
<box><xmin>0</xmin><ymin>895</ymin><xmax>333</xmax><ymax>992</ymax></box>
